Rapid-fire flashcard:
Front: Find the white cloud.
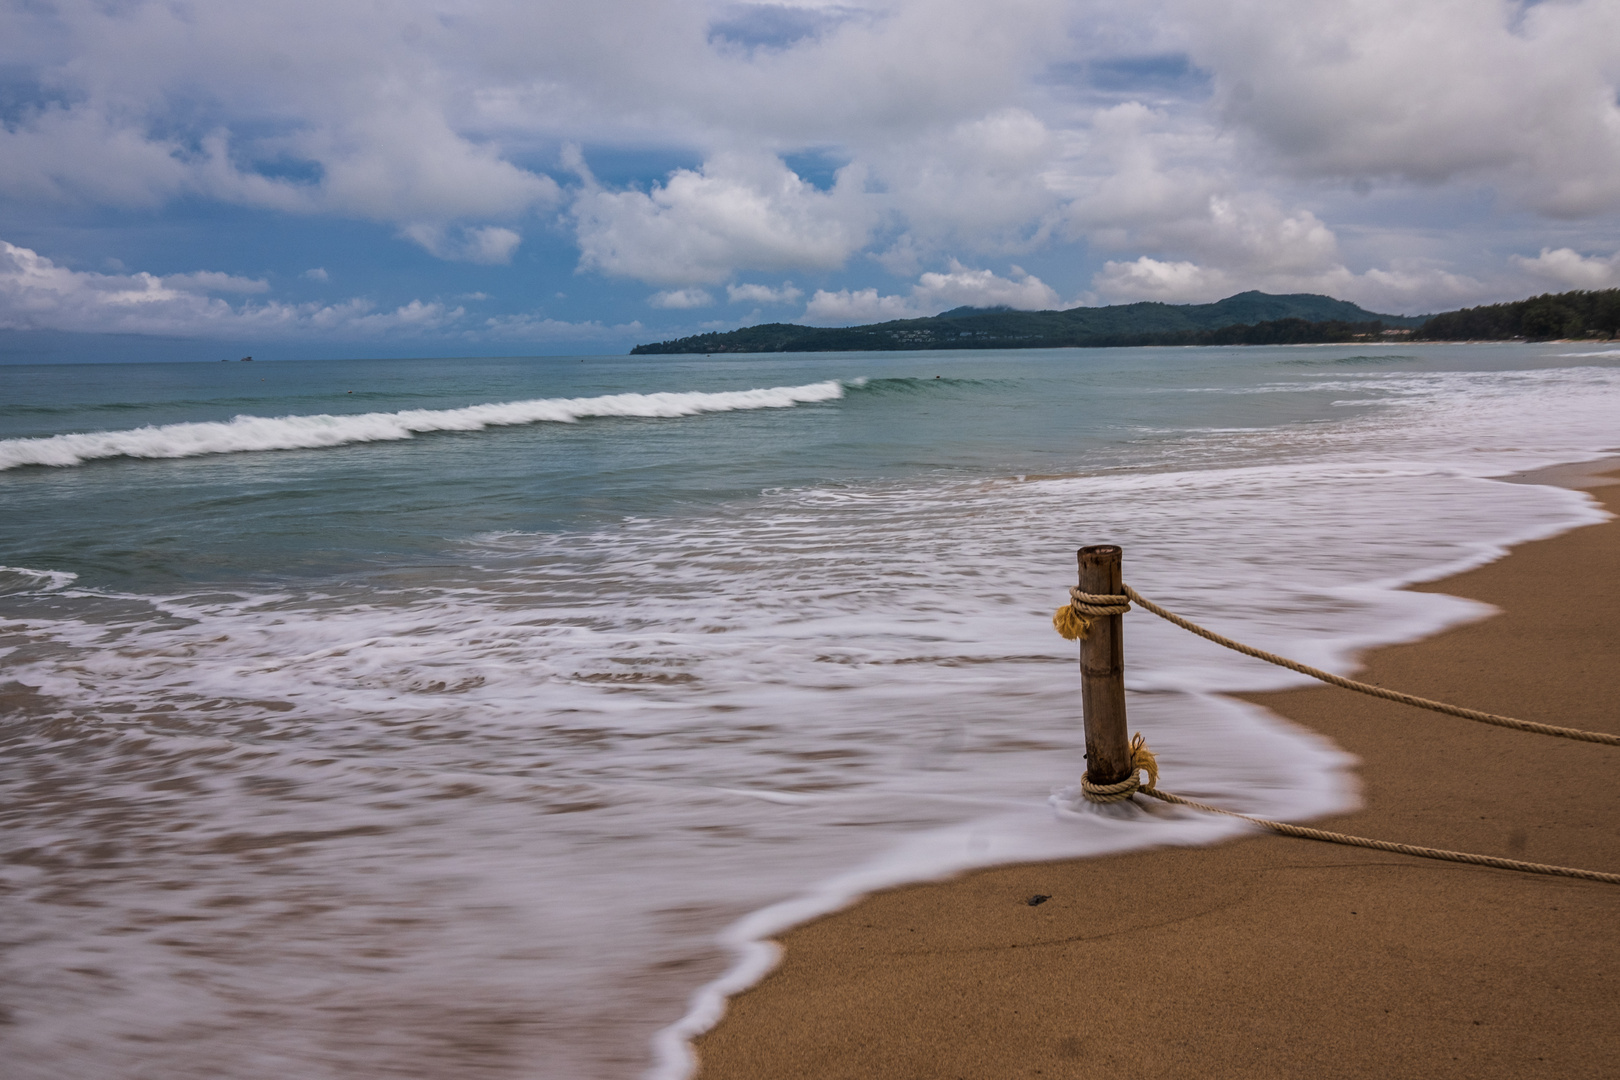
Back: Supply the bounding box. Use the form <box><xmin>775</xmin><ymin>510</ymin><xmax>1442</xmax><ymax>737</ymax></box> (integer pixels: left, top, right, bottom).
<box><xmin>570</xmin><ymin>151</ymin><xmax>877</xmax><ymax>286</ymax></box>
<box><xmin>1511</xmin><ymin>248</ymin><xmax>1620</xmax><ymax>290</ymax></box>
<box><xmin>0</xmin><ymin>238</ymin><xmax>533</xmax><ymax>338</ymax></box>
<box><xmin>0</xmin><ymin>3</ymin><xmax>563</xmax><ymax>253</ymax></box>
<box><xmin>479</xmin><ymin>314</ymin><xmax>646</xmax><ymax>340</ymax></box>
<box><xmin>649</xmin><ymin>288</ymin><xmax>716</xmax><ymax>309</ymax></box>
<box><xmin>1092</xmin><ymin>257</ymin><xmax>1225</xmax><ymax>303</ymax></box>
<box><xmin>1056</xmin><ymin>104</ymin><xmax>1346</xmax><ymax>275</ymax></box>
<box><xmin>400</xmin><ymin>225</ymin><xmax>524</xmax><ymax>264</ymax></box>
<box><xmin>866</xmin><ymin>109</ymin><xmax>1065</xmax><ymax>253</ymax></box>
<box><xmin>302</xmin><ymin>267</ymin><xmax>330</xmax><ymax>282</ymax></box>
<box><xmin>915</xmin><ymin>261</ymin><xmax>1062</xmax><ymax>310</ymax></box>
<box><xmin>464</xmin><ymin>227</ymin><xmax>524</xmax><ymax>265</ymax></box>
<box><xmin>1091</xmin><ymin>253</ymin><xmax>1485</xmax><ymax>314</ymax></box>
<box><xmin>3</xmin><ymin>0</ymin><xmax>1620</xmax><ymax>310</ymax></box>
<box><xmin>0</xmin><ymin>242</ymin><xmax>282</xmax><ymax>332</ymax></box>
<box><xmin>1176</xmin><ymin>0</ymin><xmax>1620</xmax><ymax>214</ymax></box>
<box><xmin>802</xmin><ymin>288</ymin><xmax>923</xmax><ymax>323</ymax></box>
<box><xmin>869</xmin><ymin>234</ymin><xmax>925</xmax><ymax>277</ymax></box>
<box><xmin>803</xmin><ymin>261</ymin><xmax>1061</xmax><ymax>323</ymax></box>
<box><xmin>0</xmin><ymin>237</ymin><xmax>662</xmax><ymax>346</ymax></box>
<box><xmin>727</xmin><ymin>282</ymin><xmax>803</xmax><ymax>304</ymax></box>
<box><xmin>0</xmin><ymin>106</ymin><xmax>194</xmax><ymax>209</ymax></box>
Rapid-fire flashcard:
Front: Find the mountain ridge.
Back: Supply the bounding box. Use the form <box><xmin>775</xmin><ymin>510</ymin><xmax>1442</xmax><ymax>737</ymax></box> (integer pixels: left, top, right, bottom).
<box><xmin>630</xmin><ymin>290</ymin><xmax>1427</xmax><ymax>354</ymax></box>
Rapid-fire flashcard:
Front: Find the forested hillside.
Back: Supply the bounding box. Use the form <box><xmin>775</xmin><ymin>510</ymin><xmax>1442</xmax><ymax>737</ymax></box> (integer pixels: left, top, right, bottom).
<box><xmin>631</xmin><ymin>291</ymin><xmax>1421</xmax><ymax>354</ymax></box>
<box><xmin>1414</xmin><ymin>289</ymin><xmax>1620</xmax><ymax>341</ymax></box>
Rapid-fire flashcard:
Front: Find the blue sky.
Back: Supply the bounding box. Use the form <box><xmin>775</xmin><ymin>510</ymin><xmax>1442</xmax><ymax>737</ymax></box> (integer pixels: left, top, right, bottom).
<box><xmin>2</xmin><ymin>0</ymin><xmax>1619</xmax><ymax>360</ymax></box>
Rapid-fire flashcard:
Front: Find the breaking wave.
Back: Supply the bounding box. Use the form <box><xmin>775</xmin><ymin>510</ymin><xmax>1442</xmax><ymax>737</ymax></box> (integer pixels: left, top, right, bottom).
<box><xmin>0</xmin><ymin>380</ymin><xmax>846</xmax><ymax>470</ymax></box>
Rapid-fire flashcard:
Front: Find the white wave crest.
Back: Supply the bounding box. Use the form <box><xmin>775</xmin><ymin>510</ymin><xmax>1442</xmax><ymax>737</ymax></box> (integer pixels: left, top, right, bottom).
<box><xmin>0</xmin><ymin>565</ymin><xmax>78</xmax><ymax>593</ymax></box>
<box><xmin>0</xmin><ymin>380</ymin><xmax>846</xmax><ymax>470</ymax></box>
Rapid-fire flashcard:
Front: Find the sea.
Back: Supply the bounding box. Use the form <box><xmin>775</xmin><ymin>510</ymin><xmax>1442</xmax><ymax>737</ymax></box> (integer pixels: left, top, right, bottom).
<box><xmin>2</xmin><ymin>342</ymin><xmax>1618</xmax><ymax>1080</ymax></box>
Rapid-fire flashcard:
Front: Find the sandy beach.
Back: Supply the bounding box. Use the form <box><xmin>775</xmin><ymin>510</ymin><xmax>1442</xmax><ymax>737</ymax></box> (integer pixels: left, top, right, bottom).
<box><xmin>695</xmin><ymin>463</ymin><xmax>1620</xmax><ymax>1080</ymax></box>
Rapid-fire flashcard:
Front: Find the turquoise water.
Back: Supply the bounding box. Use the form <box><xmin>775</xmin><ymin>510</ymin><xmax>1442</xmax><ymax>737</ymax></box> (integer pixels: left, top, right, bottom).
<box><xmin>4</xmin><ymin>347</ymin><xmax>1589</xmax><ymax>586</ymax></box>
<box><xmin>2</xmin><ymin>343</ymin><xmax>1618</xmax><ymax>1079</ymax></box>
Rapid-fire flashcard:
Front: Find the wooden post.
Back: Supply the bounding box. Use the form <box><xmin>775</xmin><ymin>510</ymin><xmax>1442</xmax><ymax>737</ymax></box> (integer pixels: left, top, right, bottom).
<box><xmin>1078</xmin><ymin>545</ymin><xmax>1132</xmax><ymax>786</ymax></box>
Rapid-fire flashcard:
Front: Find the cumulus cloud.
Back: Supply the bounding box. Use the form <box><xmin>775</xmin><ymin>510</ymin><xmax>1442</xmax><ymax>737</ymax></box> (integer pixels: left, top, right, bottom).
<box><xmin>1</xmin><ymin>241</ymin><xmax>271</xmax><ymax>333</ymax></box>
<box><xmin>0</xmin><ymin>239</ymin><xmax>537</xmax><ymax>338</ymax></box>
<box><xmin>2</xmin><ymin>0</ymin><xmax>1619</xmax><ymax>312</ymax></box>
<box><xmin>866</xmin><ymin>109</ymin><xmax>1065</xmax><ymax>253</ymax></box>
<box><xmin>802</xmin><ymin>288</ymin><xmax>922</xmax><ymax>324</ymax></box>
<box><xmin>1056</xmin><ymin>103</ymin><xmax>1345</xmax><ymax>270</ymax></box>
<box><xmin>0</xmin><ymin>2</ymin><xmax>563</xmax><ymax>253</ymax></box>
<box><xmin>804</xmin><ymin>261</ymin><xmax>1062</xmax><ymax>323</ymax></box>
<box><xmin>727</xmin><ymin>282</ymin><xmax>803</xmax><ymax>304</ymax></box>
<box><xmin>478</xmin><ymin>314</ymin><xmax>646</xmax><ymax>341</ymax></box>
<box><xmin>0</xmin><ymin>237</ymin><xmax>665</xmax><ymax>347</ymax></box>
<box><xmin>1052</xmin><ymin>113</ymin><xmax>1496</xmax><ymax>314</ymax></box>
<box><xmin>1177</xmin><ymin>0</ymin><xmax>1620</xmax><ymax>214</ymax></box>
<box><xmin>570</xmin><ymin>151</ymin><xmax>877</xmax><ymax>286</ymax></box>
<box><xmin>1092</xmin><ymin>253</ymin><xmax>1486</xmax><ymax>314</ymax></box>
<box><xmin>649</xmin><ymin>288</ymin><xmax>716</xmax><ymax>309</ymax></box>
<box><xmin>1512</xmin><ymin>248</ymin><xmax>1620</xmax><ymax>290</ymax></box>
<box><xmin>400</xmin><ymin>225</ymin><xmax>524</xmax><ymax>264</ymax></box>
<box><xmin>1092</xmin><ymin>257</ymin><xmax>1224</xmax><ymax>303</ymax></box>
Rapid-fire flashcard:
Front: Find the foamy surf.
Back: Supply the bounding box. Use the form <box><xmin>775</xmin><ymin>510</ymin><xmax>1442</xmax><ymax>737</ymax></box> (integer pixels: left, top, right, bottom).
<box><xmin>0</xmin><ymin>380</ymin><xmax>845</xmax><ymax>470</ymax></box>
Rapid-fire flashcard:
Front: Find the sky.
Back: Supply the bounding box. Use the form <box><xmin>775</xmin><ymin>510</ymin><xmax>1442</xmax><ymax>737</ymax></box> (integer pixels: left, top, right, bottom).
<box><xmin>2</xmin><ymin>0</ymin><xmax>1619</xmax><ymax>359</ymax></box>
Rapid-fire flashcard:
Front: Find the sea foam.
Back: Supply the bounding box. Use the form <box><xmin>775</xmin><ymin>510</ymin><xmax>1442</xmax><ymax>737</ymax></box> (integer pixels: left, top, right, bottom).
<box><xmin>0</xmin><ymin>380</ymin><xmax>845</xmax><ymax>470</ymax></box>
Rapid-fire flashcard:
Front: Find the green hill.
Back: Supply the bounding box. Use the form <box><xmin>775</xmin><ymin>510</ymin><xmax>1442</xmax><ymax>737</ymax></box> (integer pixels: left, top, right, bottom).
<box><xmin>629</xmin><ymin>291</ymin><xmax>1427</xmax><ymax>354</ymax></box>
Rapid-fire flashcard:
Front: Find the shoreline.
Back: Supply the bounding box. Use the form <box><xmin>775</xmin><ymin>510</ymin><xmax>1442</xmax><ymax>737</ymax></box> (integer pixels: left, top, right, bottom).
<box><xmin>690</xmin><ymin>461</ymin><xmax>1620</xmax><ymax>1079</ymax></box>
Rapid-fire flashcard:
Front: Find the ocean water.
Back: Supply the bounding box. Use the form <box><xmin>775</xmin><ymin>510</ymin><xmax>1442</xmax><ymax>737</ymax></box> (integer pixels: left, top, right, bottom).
<box><xmin>1</xmin><ymin>343</ymin><xmax>1617</xmax><ymax>1079</ymax></box>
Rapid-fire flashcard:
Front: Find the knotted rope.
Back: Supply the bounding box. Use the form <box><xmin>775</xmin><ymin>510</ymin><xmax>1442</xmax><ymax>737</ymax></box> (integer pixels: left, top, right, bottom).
<box><xmin>1078</xmin><ymin>733</ymin><xmax>1158</xmax><ymax>803</ymax></box>
<box><xmin>1052</xmin><ymin>588</ymin><xmax>1130</xmax><ymax>641</ymax></box>
<box><xmin>1053</xmin><ymin>583</ymin><xmax>1620</xmax><ymax>746</ymax></box>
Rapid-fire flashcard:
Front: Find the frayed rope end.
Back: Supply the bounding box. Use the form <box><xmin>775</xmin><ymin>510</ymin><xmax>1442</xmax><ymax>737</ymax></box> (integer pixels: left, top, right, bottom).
<box><xmin>1053</xmin><ymin>605</ymin><xmax>1093</xmax><ymax>641</ymax></box>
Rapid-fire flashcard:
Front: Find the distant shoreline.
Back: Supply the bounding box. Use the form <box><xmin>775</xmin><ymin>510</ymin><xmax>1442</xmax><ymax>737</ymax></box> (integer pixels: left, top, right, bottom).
<box><xmin>631</xmin><ymin>286</ymin><xmax>1620</xmax><ymax>355</ymax></box>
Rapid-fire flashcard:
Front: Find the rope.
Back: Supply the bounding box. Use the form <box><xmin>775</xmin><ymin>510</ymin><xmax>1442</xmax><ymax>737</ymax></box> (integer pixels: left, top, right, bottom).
<box><xmin>1079</xmin><ymin>733</ymin><xmax>1157</xmax><ymax>803</ymax></box>
<box><xmin>1079</xmin><ymin>734</ymin><xmax>1620</xmax><ymax>884</ymax></box>
<box><xmin>1053</xmin><ymin>584</ymin><xmax>1620</xmax><ymax>746</ymax></box>
<box><xmin>1052</xmin><ymin>589</ymin><xmax>1130</xmax><ymax>641</ymax></box>
<box><xmin>1135</xmin><ymin>785</ymin><xmax>1620</xmax><ymax>885</ymax></box>
<box><xmin>1055</xmin><ymin>576</ymin><xmax>1620</xmax><ymax>881</ymax></box>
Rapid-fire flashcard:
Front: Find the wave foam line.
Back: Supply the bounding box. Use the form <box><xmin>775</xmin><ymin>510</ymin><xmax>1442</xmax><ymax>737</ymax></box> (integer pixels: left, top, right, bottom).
<box><xmin>0</xmin><ymin>381</ymin><xmax>846</xmax><ymax>470</ymax></box>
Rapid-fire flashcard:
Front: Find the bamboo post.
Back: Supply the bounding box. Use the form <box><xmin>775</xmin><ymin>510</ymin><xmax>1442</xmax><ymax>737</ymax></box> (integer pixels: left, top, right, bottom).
<box><xmin>1078</xmin><ymin>545</ymin><xmax>1132</xmax><ymax>787</ymax></box>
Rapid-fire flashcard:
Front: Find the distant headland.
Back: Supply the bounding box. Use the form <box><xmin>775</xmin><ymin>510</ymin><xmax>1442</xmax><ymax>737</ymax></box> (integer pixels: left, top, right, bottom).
<box><xmin>629</xmin><ymin>288</ymin><xmax>1620</xmax><ymax>355</ymax></box>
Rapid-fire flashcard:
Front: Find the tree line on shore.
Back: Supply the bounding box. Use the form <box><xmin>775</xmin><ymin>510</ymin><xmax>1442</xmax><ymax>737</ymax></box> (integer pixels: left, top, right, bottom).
<box><xmin>1415</xmin><ymin>288</ymin><xmax>1620</xmax><ymax>342</ymax></box>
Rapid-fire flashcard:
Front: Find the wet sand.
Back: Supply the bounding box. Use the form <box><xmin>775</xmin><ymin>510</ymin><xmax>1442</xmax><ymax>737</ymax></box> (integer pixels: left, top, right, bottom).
<box><xmin>694</xmin><ymin>463</ymin><xmax>1620</xmax><ymax>1080</ymax></box>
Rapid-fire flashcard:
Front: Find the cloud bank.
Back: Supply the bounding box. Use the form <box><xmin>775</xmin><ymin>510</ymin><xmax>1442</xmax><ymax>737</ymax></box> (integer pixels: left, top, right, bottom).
<box><xmin>804</xmin><ymin>262</ymin><xmax>1063</xmax><ymax>322</ymax></box>
<box><xmin>0</xmin><ymin>241</ymin><xmax>631</xmax><ymax>343</ymax></box>
<box><xmin>1</xmin><ymin>0</ymin><xmax>1617</xmax><ymax>338</ymax></box>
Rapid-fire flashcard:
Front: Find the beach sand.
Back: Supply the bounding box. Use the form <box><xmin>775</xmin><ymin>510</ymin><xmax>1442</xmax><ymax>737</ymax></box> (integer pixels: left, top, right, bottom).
<box><xmin>694</xmin><ymin>464</ymin><xmax>1620</xmax><ymax>1080</ymax></box>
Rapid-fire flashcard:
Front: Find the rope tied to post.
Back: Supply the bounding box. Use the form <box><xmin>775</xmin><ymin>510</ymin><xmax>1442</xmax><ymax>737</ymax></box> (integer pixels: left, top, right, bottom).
<box><xmin>1075</xmin><ymin>733</ymin><xmax>1620</xmax><ymax>884</ymax></box>
<box><xmin>1079</xmin><ymin>732</ymin><xmax>1158</xmax><ymax>803</ymax></box>
<box><xmin>1054</xmin><ymin>555</ymin><xmax>1620</xmax><ymax>884</ymax></box>
<box><xmin>1052</xmin><ymin>587</ymin><xmax>1131</xmax><ymax>641</ymax></box>
<box><xmin>1052</xmin><ymin>581</ymin><xmax>1620</xmax><ymax>746</ymax></box>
